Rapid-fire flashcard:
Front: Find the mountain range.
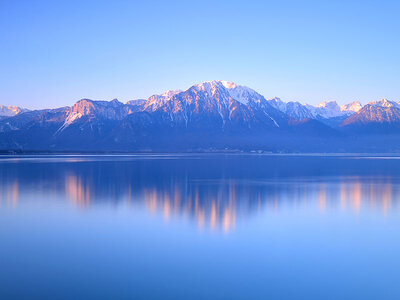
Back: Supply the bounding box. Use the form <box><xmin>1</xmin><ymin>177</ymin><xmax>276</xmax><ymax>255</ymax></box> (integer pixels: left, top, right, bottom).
<box><xmin>1</xmin><ymin>80</ymin><xmax>400</xmax><ymax>152</ymax></box>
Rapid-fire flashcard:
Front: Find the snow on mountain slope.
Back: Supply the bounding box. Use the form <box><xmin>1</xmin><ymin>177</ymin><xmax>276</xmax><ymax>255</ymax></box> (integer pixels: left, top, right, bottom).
<box><xmin>135</xmin><ymin>80</ymin><xmax>288</xmax><ymax>129</ymax></box>
<box><xmin>302</xmin><ymin>101</ymin><xmax>360</xmax><ymax>119</ymax></box>
<box><xmin>126</xmin><ymin>99</ymin><xmax>146</xmax><ymax>106</ymax></box>
<box><xmin>341</xmin><ymin>99</ymin><xmax>400</xmax><ymax>128</ymax></box>
<box><xmin>0</xmin><ymin>105</ymin><xmax>29</xmax><ymax>117</ymax></box>
<box><xmin>10</xmin><ymin>80</ymin><xmax>400</xmax><ymax>138</ymax></box>
<box><xmin>58</xmin><ymin>81</ymin><xmax>275</xmax><ymax>130</ymax></box>
<box><xmin>368</xmin><ymin>99</ymin><xmax>399</xmax><ymax>108</ymax></box>
<box><xmin>340</xmin><ymin>101</ymin><xmax>362</xmax><ymax>113</ymax></box>
<box><xmin>267</xmin><ymin>97</ymin><xmax>286</xmax><ymax>111</ymax></box>
<box><xmin>285</xmin><ymin>102</ymin><xmax>314</xmax><ymax>120</ymax></box>
<box><xmin>143</xmin><ymin>90</ymin><xmax>182</xmax><ymax>111</ymax></box>
<box><xmin>341</xmin><ymin>106</ymin><xmax>400</xmax><ymax>126</ymax></box>
<box><xmin>268</xmin><ymin>98</ymin><xmax>362</xmax><ymax>121</ymax></box>
<box><xmin>219</xmin><ymin>81</ymin><xmax>264</xmax><ymax>105</ymax></box>
<box><xmin>308</xmin><ymin>101</ymin><xmax>343</xmax><ymax>118</ymax></box>
<box><xmin>268</xmin><ymin>98</ymin><xmax>313</xmax><ymax>120</ymax></box>
<box><xmin>8</xmin><ymin>80</ymin><xmax>400</xmax><ymax>152</ymax></box>
<box><xmin>188</xmin><ymin>80</ymin><xmax>264</xmax><ymax>106</ymax></box>
<box><xmin>52</xmin><ymin>81</ymin><xmax>372</xmax><ymax>132</ymax></box>
<box><xmin>268</xmin><ymin>98</ymin><xmax>364</xmax><ymax>122</ymax></box>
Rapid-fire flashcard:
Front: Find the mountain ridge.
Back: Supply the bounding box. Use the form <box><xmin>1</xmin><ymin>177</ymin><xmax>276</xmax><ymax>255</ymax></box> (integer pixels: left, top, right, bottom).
<box><xmin>1</xmin><ymin>80</ymin><xmax>400</xmax><ymax>152</ymax></box>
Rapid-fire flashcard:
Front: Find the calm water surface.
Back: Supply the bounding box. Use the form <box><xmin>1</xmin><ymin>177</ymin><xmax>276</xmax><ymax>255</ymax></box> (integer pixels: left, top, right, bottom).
<box><xmin>1</xmin><ymin>154</ymin><xmax>400</xmax><ymax>299</ymax></box>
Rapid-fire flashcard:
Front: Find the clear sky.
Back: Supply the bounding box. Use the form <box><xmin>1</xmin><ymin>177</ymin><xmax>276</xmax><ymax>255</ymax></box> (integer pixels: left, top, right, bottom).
<box><xmin>1</xmin><ymin>0</ymin><xmax>400</xmax><ymax>109</ymax></box>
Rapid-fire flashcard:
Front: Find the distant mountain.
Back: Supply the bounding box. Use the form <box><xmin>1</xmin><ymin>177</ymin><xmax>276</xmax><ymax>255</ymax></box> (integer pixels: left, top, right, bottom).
<box><xmin>141</xmin><ymin>89</ymin><xmax>182</xmax><ymax>112</ymax></box>
<box><xmin>308</xmin><ymin>100</ymin><xmax>361</xmax><ymax>119</ymax></box>
<box><xmin>0</xmin><ymin>105</ymin><xmax>29</xmax><ymax>119</ymax></box>
<box><xmin>268</xmin><ymin>99</ymin><xmax>362</xmax><ymax>123</ymax></box>
<box><xmin>308</xmin><ymin>101</ymin><xmax>343</xmax><ymax>119</ymax></box>
<box><xmin>340</xmin><ymin>101</ymin><xmax>362</xmax><ymax>113</ymax></box>
<box><xmin>268</xmin><ymin>98</ymin><xmax>314</xmax><ymax>120</ymax></box>
<box><xmin>138</xmin><ymin>81</ymin><xmax>289</xmax><ymax>130</ymax></box>
<box><xmin>340</xmin><ymin>99</ymin><xmax>400</xmax><ymax>133</ymax></box>
<box><xmin>1</xmin><ymin>81</ymin><xmax>400</xmax><ymax>152</ymax></box>
<box><xmin>60</xmin><ymin>99</ymin><xmax>132</xmax><ymax>129</ymax></box>
<box><xmin>59</xmin><ymin>81</ymin><xmax>290</xmax><ymax>132</ymax></box>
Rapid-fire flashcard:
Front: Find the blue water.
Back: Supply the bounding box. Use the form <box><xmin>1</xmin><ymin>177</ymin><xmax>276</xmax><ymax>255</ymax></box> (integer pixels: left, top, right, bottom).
<box><xmin>1</xmin><ymin>154</ymin><xmax>400</xmax><ymax>299</ymax></box>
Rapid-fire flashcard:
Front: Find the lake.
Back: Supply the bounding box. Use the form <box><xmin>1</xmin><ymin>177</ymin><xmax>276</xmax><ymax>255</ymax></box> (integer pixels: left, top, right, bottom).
<box><xmin>0</xmin><ymin>154</ymin><xmax>399</xmax><ymax>299</ymax></box>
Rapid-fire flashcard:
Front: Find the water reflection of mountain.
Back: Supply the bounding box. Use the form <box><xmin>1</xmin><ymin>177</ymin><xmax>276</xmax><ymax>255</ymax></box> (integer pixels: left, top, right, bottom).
<box><xmin>1</xmin><ymin>156</ymin><xmax>400</xmax><ymax>230</ymax></box>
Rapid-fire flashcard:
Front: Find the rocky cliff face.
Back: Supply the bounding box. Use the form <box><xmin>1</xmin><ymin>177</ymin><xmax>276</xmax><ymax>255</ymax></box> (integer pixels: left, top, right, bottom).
<box><xmin>64</xmin><ymin>99</ymin><xmax>131</xmax><ymax>125</ymax></box>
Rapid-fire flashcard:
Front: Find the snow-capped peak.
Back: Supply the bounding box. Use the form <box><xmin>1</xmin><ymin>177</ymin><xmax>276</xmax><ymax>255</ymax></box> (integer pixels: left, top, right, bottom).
<box><xmin>304</xmin><ymin>101</ymin><xmax>342</xmax><ymax>118</ymax></box>
<box><xmin>195</xmin><ymin>80</ymin><xmax>237</xmax><ymax>89</ymax></box>
<box><xmin>340</xmin><ymin>101</ymin><xmax>362</xmax><ymax>113</ymax></box>
<box><xmin>267</xmin><ymin>97</ymin><xmax>286</xmax><ymax>111</ymax></box>
<box><xmin>368</xmin><ymin>98</ymin><xmax>398</xmax><ymax>108</ymax></box>
<box><xmin>268</xmin><ymin>98</ymin><xmax>314</xmax><ymax>120</ymax></box>
<box><xmin>144</xmin><ymin>89</ymin><xmax>182</xmax><ymax>111</ymax></box>
<box><xmin>160</xmin><ymin>89</ymin><xmax>182</xmax><ymax>99</ymax></box>
<box><xmin>317</xmin><ymin>101</ymin><xmax>340</xmax><ymax>110</ymax></box>
<box><xmin>0</xmin><ymin>105</ymin><xmax>29</xmax><ymax>117</ymax></box>
<box><xmin>226</xmin><ymin>85</ymin><xmax>261</xmax><ymax>105</ymax></box>
<box><xmin>220</xmin><ymin>80</ymin><xmax>238</xmax><ymax>89</ymax></box>
<box><xmin>192</xmin><ymin>80</ymin><xmax>263</xmax><ymax>105</ymax></box>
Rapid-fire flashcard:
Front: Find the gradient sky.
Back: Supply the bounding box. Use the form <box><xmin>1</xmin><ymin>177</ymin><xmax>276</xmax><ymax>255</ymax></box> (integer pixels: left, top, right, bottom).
<box><xmin>1</xmin><ymin>0</ymin><xmax>400</xmax><ymax>109</ymax></box>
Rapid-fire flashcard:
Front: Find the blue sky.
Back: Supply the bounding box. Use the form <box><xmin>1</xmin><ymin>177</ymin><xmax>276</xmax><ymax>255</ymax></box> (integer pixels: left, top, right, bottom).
<box><xmin>1</xmin><ymin>0</ymin><xmax>400</xmax><ymax>109</ymax></box>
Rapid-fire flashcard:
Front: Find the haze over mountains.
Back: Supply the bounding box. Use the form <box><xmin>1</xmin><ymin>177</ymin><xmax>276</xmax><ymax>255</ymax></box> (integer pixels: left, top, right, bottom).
<box><xmin>1</xmin><ymin>80</ymin><xmax>400</xmax><ymax>152</ymax></box>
